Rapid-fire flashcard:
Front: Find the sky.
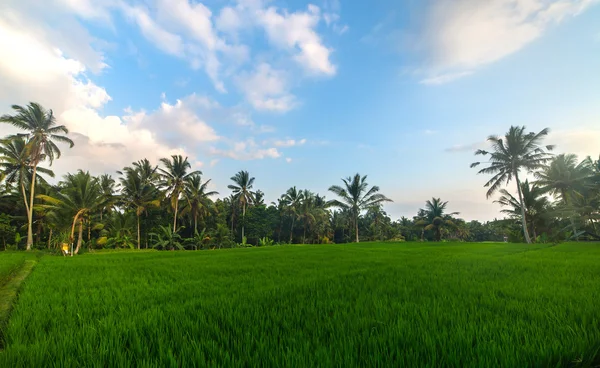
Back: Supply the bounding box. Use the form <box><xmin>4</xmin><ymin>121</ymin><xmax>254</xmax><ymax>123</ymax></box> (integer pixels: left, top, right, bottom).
<box><xmin>0</xmin><ymin>0</ymin><xmax>599</xmax><ymax>221</ymax></box>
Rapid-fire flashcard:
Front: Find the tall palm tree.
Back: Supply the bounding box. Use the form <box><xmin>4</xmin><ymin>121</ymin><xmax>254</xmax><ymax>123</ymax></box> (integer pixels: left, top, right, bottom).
<box><xmin>417</xmin><ymin>198</ymin><xmax>459</xmax><ymax>242</ymax></box>
<box><xmin>37</xmin><ymin>171</ymin><xmax>101</xmax><ymax>255</ymax></box>
<box><xmin>119</xmin><ymin>163</ymin><xmax>161</xmax><ymax>249</ymax></box>
<box><xmin>299</xmin><ymin>190</ymin><xmax>316</xmax><ymax>244</ymax></box>
<box><xmin>228</xmin><ymin>170</ymin><xmax>255</xmax><ymax>240</ymax></box>
<box><xmin>328</xmin><ymin>173</ymin><xmax>392</xmax><ymax>242</ymax></box>
<box><xmin>0</xmin><ymin>137</ymin><xmax>54</xmax><ymax>220</ymax></box>
<box><xmin>495</xmin><ymin>180</ymin><xmax>549</xmax><ymax>240</ymax></box>
<box><xmin>181</xmin><ymin>174</ymin><xmax>218</xmax><ymax>234</ymax></box>
<box><xmin>159</xmin><ymin>155</ymin><xmax>200</xmax><ymax>233</ymax></box>
<box><xmin>471</xmin><ymin>126</ymin><xmax>553</xmax><ymax>243</ymax></box>
<box><xmin>534</xmin><ymin>154</ymin><xmax>592</xmax><ymax>237</ymax></box>
<box><xmin>0</xmin><ymin>102</ymin><xmax>74</xmax><ymax>249</ymax></box>
<box><xmin>283</xmin><ymin>186</ymin><xmax>303</xmax><ymax>243</ymax></box>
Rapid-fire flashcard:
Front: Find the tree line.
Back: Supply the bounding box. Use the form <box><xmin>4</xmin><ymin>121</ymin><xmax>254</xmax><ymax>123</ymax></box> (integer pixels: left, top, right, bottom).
<box><xmin>0</xmin><ymin>103</ymin><xmax>598</xmax><ymax>252</ymax></box>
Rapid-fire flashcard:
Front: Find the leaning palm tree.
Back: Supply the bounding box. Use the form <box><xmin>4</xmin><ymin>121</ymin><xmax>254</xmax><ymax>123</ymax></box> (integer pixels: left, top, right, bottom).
<box><xmin>37</xmin><ymin>170</ymin><xmax>101</xmax><ymax>255</ymax></box>
<box><xmin>471</xmin><ymin>126</ymin><xmax>553</xmax><ymax>244</ymax></box>
<box><xmin>181</xmin><ymin>174</ymin><xmax>218</xmax><ymax>234</ymax></box>
<box><xmin>119</xmin><ymin>163</ymin><xmax>161</xmax><ymax>249</ymax></box>
<box><xmin>328</xmin><ymin>173</ymin><xmax>392</xmax><ymax>242</ymax></box>
<box><xmin>159</xmin><ymin>155</ymin><xmax>200</xmax><ymax>233</ymax></box>
<box><xmin>228</xmin><ymin>170</ymin><xmax>255</xmax><ymax>240</ymax></box>
<box><xmin>0</xmin><ymin>102</ymin><xmax>74</xmax><ymax>250</ymax></box>
<box><xmin>534</xmin><ymin>154</ymin><xmax>592</xmax><ymax>237</ymax></box>
<box><xmin>0</xmin><ymin>137</ymin><xmax>54</xmax><ymax>220</ymax></box>
<box><xmin>417</xmin><ymin>198</ymin><xmax>459</xmax><ymax>242</ymax></box>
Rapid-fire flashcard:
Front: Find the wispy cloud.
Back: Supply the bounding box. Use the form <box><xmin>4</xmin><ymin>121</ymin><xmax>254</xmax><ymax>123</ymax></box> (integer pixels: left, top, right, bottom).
<box><xmin>414</xmin><ymin>0</ymin><xmax>598</xmax><ymax>84</ymax></box>
<box><xmin>444</xmin><ymin>141</ymin><xmax>488</xmax><ymax>153</ymax></box>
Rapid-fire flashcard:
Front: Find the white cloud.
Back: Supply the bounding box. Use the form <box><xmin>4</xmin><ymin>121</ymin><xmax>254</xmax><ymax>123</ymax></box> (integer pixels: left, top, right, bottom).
<box><xmin>417</xmin><ymin>0</ymin><xmax>598</xmax><ymax>84</ymax></box>
<box><xmin>257</xmin><ymin>5</ymin><xmax>336</xmax><ymax>75</ymax></box>
<box><xmin>273</xmin><ymin>138</ymin><xmax>307</xmax><ymax>147</ymax></box>
<box><xmin>235</xmin><ymin>63</ymin><xmax>296</xmax><ymax>112</ymax></box>
<box><xmin>209</xmin><ymin>138</ymin><xmax>281</xmax><ymax>160</ymax></box>
<box><xmin>420</xmin><ymin>71</ymin><xmax>473</xmax><ymax>85</ymax></box>
<box><xmin>121</xmin><ymin>4</ymin><xmax>184</xmax><ymax>57</ymax></box>
<box><xmin>286</xmin><ymin>157</ymin><xmax>292</xmax><ymax>163</ymax></box>
<box><xmin>548</xmin><ymin>127</ymin><xmax>600</xmax><ymax>159</ymax></box>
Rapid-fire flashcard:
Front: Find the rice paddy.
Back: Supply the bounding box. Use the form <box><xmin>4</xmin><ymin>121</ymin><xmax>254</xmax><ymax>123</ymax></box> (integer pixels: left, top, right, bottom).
<box><xmin>0</xmin><ymin>242</ymin><xmax>599</xmax><ymax>367</ymax></box>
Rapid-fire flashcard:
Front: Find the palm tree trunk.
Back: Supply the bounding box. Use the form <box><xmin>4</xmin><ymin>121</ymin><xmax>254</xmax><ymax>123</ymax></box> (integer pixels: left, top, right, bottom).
<box><xmin>289</xmin><ymin>217</ymin><xmax>295</xmax><ymax>243</ymax></box>
<box><xmin>562</xmin><ymin>190</ymin><xmax>578</xmax><ymax>239</ymax></box>
<box><xmin>514</xmin><ymin>171</ymin><xmax>532</xmax><ymax>244</ymax></box>
<box><xmin>355</xmin><ymin>214</ymin><xmax>359</xmax><ymax>243</ymax></box>
<box><xmin>303</xmin><ymin>222</ymin><xmax>306</xmax><ymax>244</ymax></box>
<box><xmin>137</xmin><ymin>214</ymin><xmax>141</xmax><ymax>250</ymax></box>
<box><xmin>173</xmin><ymin>199</ymin><xmax>179</xmax><ymax>233</ymax></box>
<box><xmin>242</xmin><ymin>202</ymin><xmax>246</xmax><ymax>240</ymax></box>
<box><xmin>74</xmin><ymin>220</ymin><xmax>83</xmax><ymax>254</ymax></box>
<box><xmin>194</xmin><ymin>213</ymin><xmax>198</xmax><ymax>235</ymax></box>
<box><xmin>26</xmin><ymin>164</ymin><xmax>38</xmax><ymax>250</ymax></box>
<box><xmin>20</xmin><ymin>182</ymin><xmax>30</xmax><ymax>223</ymax></box>
<box><xmin>47</xmin><ymin>228</ymin><xmax>52</xmax><ymax>249</ymax></box>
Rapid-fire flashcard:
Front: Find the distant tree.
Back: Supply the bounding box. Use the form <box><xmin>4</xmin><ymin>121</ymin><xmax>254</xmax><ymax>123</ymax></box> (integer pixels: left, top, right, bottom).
<box><xmin>283</xmin><ymin>186</ymin><xmax>303</xmax><ymax>243</ymax></box>
<box><xmin>228</xmin><ymin>170</ymin><xmax>255</xmax><ymax>240</ymax></box>
<box><xmin>417</xmin><ymin>198</ymin><xmax>459</xmax><ymax>242</ymax></box>
<box><xmin>181</xmin><ymin>174</ymin><xmax>218</xmax><ymax>235</ymax></box>
<box><xmin>328</xmin><ymin>174</ymin><xmax>392</xmax><ymax>242</ymax></box>
<box><xmin>159</xmin><ymin>155</ymin><xmax>200</xmax><ymax>233</ymax></box>
<box><xmin>0</xmin><ymin>137</ymin><xmax>54</xmax><ymax>222</ymax></box>
<box><xmin>471</xmin><ymin>126</ymin><xmax>553</xmax><ymax>243</ymax></box>
<box><xmin>119</xmin><ymin>162</ymin><xmax>161</xmax><ymax>249</ymax></box>
<box><xmin>37</xmin><ymin>171</ymin><xmax>101</xmax><ymax>255</ymax></box>
<box><xmin>535</xmin><ymin>154</ymin><xmax>592</xmax><ymax>237</ymax></box>
<box><xmin>0</xmin><ymin>102</ymin><xmax>74</xmax><ymax>250</ymax></box>
<box><xmin>495</xmin><ymin>180</ymin><xmax>550</xmax><ymax>240</ymax></box>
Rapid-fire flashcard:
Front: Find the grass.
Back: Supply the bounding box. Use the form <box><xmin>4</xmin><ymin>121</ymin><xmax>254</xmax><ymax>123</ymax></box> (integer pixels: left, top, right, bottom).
<box><xmin>0</xmin><ymin>242</ymin><xmax>599</xmax><ymax>367</ymax></box>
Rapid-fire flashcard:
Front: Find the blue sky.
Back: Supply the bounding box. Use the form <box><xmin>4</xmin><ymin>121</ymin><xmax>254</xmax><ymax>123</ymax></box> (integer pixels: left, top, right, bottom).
<box><xmin>1</xmin><ymin>0</ymin><xmax>599</xmax><ymax>220</ymax></box>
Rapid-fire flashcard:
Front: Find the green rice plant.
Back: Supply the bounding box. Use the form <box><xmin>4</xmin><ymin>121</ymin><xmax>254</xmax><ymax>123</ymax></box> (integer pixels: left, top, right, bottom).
<box><xmin>0</xmin><ymin>242</ymin><xmax>599</xmax><ymax>367</ymax></box>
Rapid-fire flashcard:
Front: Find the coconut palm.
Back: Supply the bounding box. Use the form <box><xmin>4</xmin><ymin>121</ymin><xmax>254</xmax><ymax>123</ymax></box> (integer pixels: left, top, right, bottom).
<box><xmin>471</xmin><ymin>126</ymin><xmax>553</xmax><ymax>243</ymax></box>
<box><xmin>417</xmin><ymin>198</ymin><xmax>459</xmax><ymax>242</ymax></box>
<box><xmin>534</xmin><ymin>154</ymin><xmax>592</xmax><ymax>237</ymax></box>
<box><xmin>98</xmin><ymin>174</ymin><xmax>117</xmax><ymax>221</ymax></box>
<box><xmin>181</xmin><ymin>174</ymin><xmax>218</xmax><ymax>234</ymax></box>
<box><xmin>0</xmin><ymin>137</ymin><xmax>54</xmax><ymax>220</ymax></box>
<box><xmin>37</xmin><ymin>170</ymin><xmax>101</xmax><ymax>255</ymax></box>
<box><xmin>495</xmin><ymin>180</ymin><xmax>549</xmax><ymax>240</ymax></box>
<box><xmin>283</xmin><ymin>186</ymin><xmax>303</xmax><ymax>243</ymax></box>
<box><xmin>228</xmin><ymin>170</ymin><xmax>255</xmax><ymax>240</ymax></box>
<box><xmin>0</xmin><ymin>102</ymin><xmax>74</xmax><ymax>249</ymax></box>
<box><xmin>119</xmin><ymin>163</ymin><xmax>161</xmax><ymax>249</ymax></box>
<box><xmin>328</xmin><ymin>173</ymin><xmax>392</xmax><ymax>242</ymax></box>
<box><xmin>159</xmin><ymin>155</ymin><xmax>200</xmax><ymax>233</ymax></box>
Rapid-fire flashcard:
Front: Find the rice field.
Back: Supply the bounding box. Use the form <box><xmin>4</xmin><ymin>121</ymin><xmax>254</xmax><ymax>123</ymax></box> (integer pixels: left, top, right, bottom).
<box><xmin>0</xmin><ymin>242</ymin><xmax>599</xmax><ymax>367</ymax></box>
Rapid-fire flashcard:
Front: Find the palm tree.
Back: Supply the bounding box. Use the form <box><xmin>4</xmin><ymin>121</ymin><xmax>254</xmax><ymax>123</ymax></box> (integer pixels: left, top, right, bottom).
<box><xmin>0</xmin><ymin>137</ymin><xmax>54</xmax><ymax>221</ymax></box>
<box><xmin>495</xmin><ymin>180</ymin><xmax>549</xmax><ymax>240</ymax></box>
<box><xmin>228</xmin><ymin>170</ymin><xmax>255</xmax><ymax>240</ymax></box>
<box><xmin>299</xmin><ymin>190</ymin><xmax>316</xmax><ymax>244</ymax></box>
<box><xmin>416</xmin><ymin>198</ymin><xmax>459</xmax><ymax>242</ymax></box>
<box><xmin>98</xmin><ymin>174</ymin><xmax>117</xmax><ymax>221</ymax></box>
<box><xmin>119</xmin><ymin>163</ymin><xmax>161</xmax><ymax>249</ymax></box>
<box><xmin>37</xmin><ymin>171</ymin><xmax>101</xmax><ymax>255</ymax></box>
<box><xmin>471</xmin><ymin>126</ymin><xmax>553</xmax><ymax>243</ymax></box>
<box><xmin>159</xmin><ymin>155</ymin><xmax>200</xmax><ymax>233</ymax></box>
<box><xmin>283</xmin><ymin>186</ymin><xmax>303</xmax><ymax>243</ymax></box>
<box><xmin>328</xmin><ymin>173</ymin><xmax>392</xmax><ymax>242</ymax></box>
<box><xmin>181</xmin><ymin>174</ymin><xmax>218</xmax><ymax>234</ymax></box>
<box><xmin>150</xmin><ymin>225</ymin><xmax>184</xmax><ymax>250</ymax></box>
<box><xmin>0</xmin><ymin>102</ymin><xmax>74</xmax><ymax>250</ymax></box>
<box><xmin>534</xmin><ymin>154</ymin><xmax>592</xmax><ymax>237</ymax></box>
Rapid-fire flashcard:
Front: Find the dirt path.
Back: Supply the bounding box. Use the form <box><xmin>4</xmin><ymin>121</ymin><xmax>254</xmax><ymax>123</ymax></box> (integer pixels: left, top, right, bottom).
<box><xmin>0</xmin><ymin>259</ymin><xmax>37</xmax><ymax>349</ymax></box>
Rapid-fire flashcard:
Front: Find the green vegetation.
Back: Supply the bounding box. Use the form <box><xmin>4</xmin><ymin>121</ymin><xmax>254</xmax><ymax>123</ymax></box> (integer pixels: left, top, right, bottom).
<box><xmin>0</xmin><ymin>242</ymin><xmax>599</xmax><ymax>366</ymax></box>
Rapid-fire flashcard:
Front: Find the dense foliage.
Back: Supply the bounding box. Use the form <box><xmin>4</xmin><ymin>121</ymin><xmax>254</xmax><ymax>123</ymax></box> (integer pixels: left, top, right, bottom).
<box><xmin>0</xmin><ymin>103</ymin><xmax>599</xmax><ymax>251</ymax></box>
